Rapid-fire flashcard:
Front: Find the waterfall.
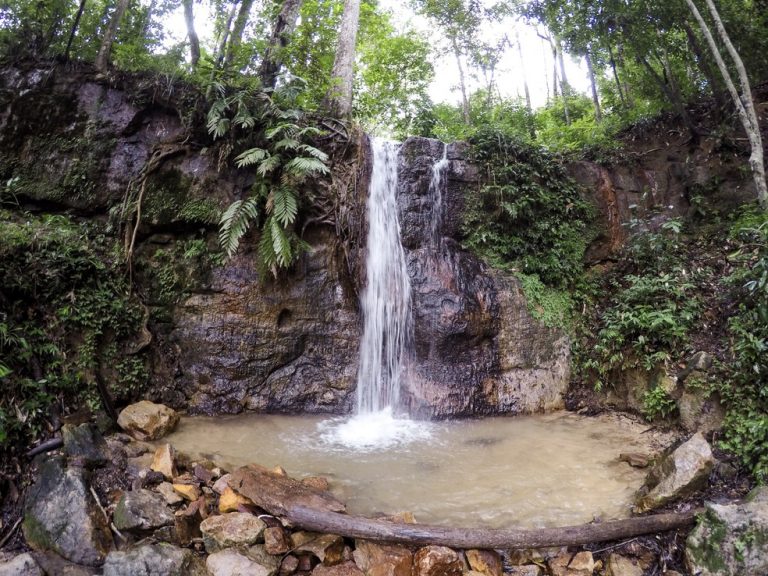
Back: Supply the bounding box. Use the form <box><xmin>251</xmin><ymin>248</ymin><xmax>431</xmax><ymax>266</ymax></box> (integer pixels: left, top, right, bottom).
<box><xmin>355</xmin><ymin>138</ymin><xmax>413</xmax><ymax>414</ymax></box>
<box><xmin>429</xmin><ymin>143</ymin><xmax>449</xmax><ymax>246</ymax></box>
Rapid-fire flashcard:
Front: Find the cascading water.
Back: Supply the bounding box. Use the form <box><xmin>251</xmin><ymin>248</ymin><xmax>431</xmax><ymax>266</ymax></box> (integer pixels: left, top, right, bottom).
<box><xmin>320</xmin><ymin>137</ymin><xmax>431</xmax><ymax>449</ymax></box>
<box><xmin>355</xmin><ymin>139</ymin><xmax>412</xmax><ymax>414</ymax></box>
<box><xmin>428</xmin><ymin>143</ymin><xmax>449</xmax><ymax>247</ymax></box>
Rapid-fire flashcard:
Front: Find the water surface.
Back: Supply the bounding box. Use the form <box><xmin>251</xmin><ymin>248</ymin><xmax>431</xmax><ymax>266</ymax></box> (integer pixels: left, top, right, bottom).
<box><xmin>164</xmin><ymin>411</ymin><xmax>660</xmax><ymax>529</ymax></box>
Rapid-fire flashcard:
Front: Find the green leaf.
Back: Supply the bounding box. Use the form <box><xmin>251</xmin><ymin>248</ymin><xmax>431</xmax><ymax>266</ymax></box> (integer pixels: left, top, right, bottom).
<box><xmin>272</xmin><ymin>187</ymin><xmax>298</xmax><ymax>227</ymax></box>
<box><xmin>283</xmin><ymin>157</ymin><xmax>330</xmax><ymax>178</ymax></box>
<box><xmin>257</xmin><ymin>154</ymin><xmax>282</xmax><ymax>177</ymax></box>
<box><xmin>270</xmin><ymin>218</ymin><xmax>293</xmax><ymax>268</ymax></box>
<box><xmin>234</xmin><ymin>148</ymin><xmax>269</xmax><ymax>168</ymax></box>
<box><xmin>218</xmin><ymin>197</ymin><xmax>260</xmax><ymax>259</ymax></box>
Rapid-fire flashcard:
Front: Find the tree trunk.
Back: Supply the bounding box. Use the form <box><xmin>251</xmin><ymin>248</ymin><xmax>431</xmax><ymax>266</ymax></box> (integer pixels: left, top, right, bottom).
<box><xmin>95</xmin><ymin>0</ymin><xmax>130</xmax><ymax>73</ymax></box>
<box><xmin>64</xmin><ymin>0</ymin><xmax>87</xmax><ymax>60</ymax></box>
<box><xmin>324</xmin><ymin>0</ymin><xmax>362</xmax><ymax>118</ymax></box>
<box><xmin>638</xmin><ymin>53</ymin><xmax>697</xmax><ymax>136</ymax></box>
<box><xmin>585</xmin><ymin>49</ymin><xmax>602</xmax><ymax>122</ymax></box>
<box><xmin>685</xmin><ymin>0</ymin><xmax>767</xmax><ymax>209</ymax></box>
<box><xmin>516</xmin><ymin>31</ymin><xmax>535</xmax><ymax>139</ymax></box>
<box><xmin>286</xmin><ymin>505</ymin><xmax>699</xmax><ymax>550</ymax></box>
<box><xmin>682</xmin><ymin>21</ymin><xmax>726</xmax><ymax>109</ymax></box>
<box><xmin>223</xmin><ymin>0</ymin><xmax>256</xmax><ymax>70</ymax></box>
<box><xmin>451</xmin><ymin>36</ymin><xmax>471</xmax><ymax>124</ymax></box>
<box><xmin>606</xmin><ymin>41</ymin><xmax>626</xmax><ymax>107</ymax></box>
<box><xmin>183</xmin><ymin>0</ymin><xmax>201</xmax><ymax>68</ymax></box>
<box><xmin>213</xmin><ymin>2</ymin><xmax>238</xmax><ymax>70</ymax></box>
<box><xmin>259</xmin><ymin>0</ymin><xmax>304</xmax><ymax>89</ymax></box>
<box><xmin>551</xmin><ymin>35</ymin><xmax>570</xmax><ymax>124</ymax></box>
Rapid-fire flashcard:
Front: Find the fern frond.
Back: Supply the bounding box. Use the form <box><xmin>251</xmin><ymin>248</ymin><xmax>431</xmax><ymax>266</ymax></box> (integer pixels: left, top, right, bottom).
<box><xmin>297</xmin><ymin>126</ymin><xmax>324</xmax><ymax>138</ymax></box>
<box><xmin>274</xmin><ymin>138</ymin><xmax>301</xmax><ymax>152</ymax></box>
<box><xmin>284</xmin><ymin>156</ymin><xmax>330</xmax><ymax>178</ymax></box>
<box><xmin>257</xmin><ymin>154</ymin><xmax>282</xmax><ymax>177</ymax></box>
<box><xmin>235</xmin><ymin>148</ymin><xmax>268</xmax><ymax>167</ymax></box>
<box><xmin>218</xmin><ymin>197</ymin><xmax>260</xmax><ymax>259</ymax></box>
<box><xmin>265</xmin><ymin>123</ymin><xmax>293</xmax><ymax>140</ymax></box>
<box><xmin>272</xmin><ymin>186</ymin><xmax>298</xmax><ymax>227</ymax></box>
<box><xmin>270</xmin><ymin>217</ymin><xmax>293</xmax><ymax>267</ymax></box>
<box><xmin>299</xmin><ymin>144</ymin><xmax>329</xmax><ymax>162</ymax></box>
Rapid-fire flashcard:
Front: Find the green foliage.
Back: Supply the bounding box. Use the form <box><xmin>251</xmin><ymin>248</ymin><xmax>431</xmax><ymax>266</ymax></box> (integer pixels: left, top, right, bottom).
<box><xmin>642</xmin><ymin>385</ymin><xmax>678</xmax><ymax>420</ymax></box>
<box><xmin>207</xmin><ymin>78</ymin><xmax>329</xmax><ymax>273</ymax></box>
<box><xmin>516</xmin><ymin>273</ymin><xmax>575</xmax><ymax>329</ymax></box>
<box><xmin>0</xmin><ymin>212</ymin><xmax>148</xmax><ymax>451</ymax></box>
<box><xmin>462</xmin><ymin>126</ymin><xmax>594</xmax><ymax>288</ymax></box>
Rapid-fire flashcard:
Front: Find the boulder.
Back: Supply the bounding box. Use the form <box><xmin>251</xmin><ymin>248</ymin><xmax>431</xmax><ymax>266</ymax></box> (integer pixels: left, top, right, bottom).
<box><xmin>313</xmin><ymin>561</ymin><xmax>365</xmax><ymax>576</ymax></box>
<box><xmin>264</xmin><ymin>525</ymin><xmax>291</xmax><ymax>555</ymax></box>
<box><xmin>291</xmin><ymin>532</ymin><xmax>345</xmax><ymax>565</ymax></box>
<box><xmin>677</xmin><ymin>391</ymin><xmax>724</xmax><ymax>434</ymax></box>
<box><xmin>219</xmin><ymin>486</ymin><xmax>254</xmax><ymax>512</ymax></box>
<box><xmin>302</xmin><ymin>476</ymin><xmax>331</xmax><ymax>491</ymax></box>
<box><xmin>353</xmin><ymin>540</ymin><xmax>413</xmax><ymax>576</ymax></box>
<box><xmin>62</xmin><ymin>423</ymin><xmax>110</xmax><ymax>467</ymax></box>
<box><xmin>200</xmin><ymin>512</ymin><xmax>266</xmax><ymax>552</ymax></box>
<box><xmin>229</xmin><ymin>465</ymin><xmax>346</xmax><ymax>517</ymax></box>
<box><xmin>207</xmin><ymin>549</ymin><xmax>275</xmax><ymax>576</ymax></box>
<box><xmin>0</xmin><ymin>553</ymin><xmax>43</xmax><ymax>576</ymax></box>
<box><xmin>28</xmin><ymin>550</ymin><xmax>100</xmax><ymax>576</ymax></box>
<box><xmin>465</xmin><ymin>550</ymin><xmax>502</xmax><ymax>576</ymax></box>
<box><xmin>686</xmin><ymin>487</ymin><xmax>768</xmax><ymax>576</ymax></box>
<box><xmin>413</xmin><ymin>546</ymin><xmax>463</xmax><ymax>576</ymax></box>
<box><xmin>507</xmin><ymin>567</ymin><xmax>543</xmax><ymax>576</ymax></box>
<box><xmin>113</xmin><ymin>489</ymin><xmax>175</xmax><ymax>531</ymax></box>
<box><xmin>635</xmin><ymin>432</ymin><xmax>715</xmax><ymax>512</ymax></box>
<box><xmin>22</xmin><ymin>457</ymin><xmax>112</xmax><ymax>566</ymax></box>
<box><xmin>605</xmin><ymin>554</ymin><xmax>644</xmax><ymax>576</ymax></box>
<box><xmin>549</xmin><ymin>551</ymin><xmax>594</xmax><ymax>576</ymax></box>
<box><xmin>117</xmin><ymin>401</ymin><xmax>179</xmax><ymax>441</ymax></box>
<box><xmin>102</xmin><ymin>543</ymin><xmax>205</xmax><ymax>576</ymax></box>
<box><xmin>156</xmin><ymin>482</ymin><xmax>184</xmax><ymax>506</ymax></box>
<box><xmin>151</xmin><ymin>444</ymin><xmax>177</xmax><ymax>480</ymax></box>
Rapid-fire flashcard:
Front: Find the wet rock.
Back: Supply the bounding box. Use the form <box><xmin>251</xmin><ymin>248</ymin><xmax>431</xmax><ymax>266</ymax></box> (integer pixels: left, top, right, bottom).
<box><xmin>465</xmin><ymin>550</ymin><xmax>502</xmax><ymax>576</ymax></box>
<box><xmin>245</xmin><ymin>545</ymin><xmax>282</xmax><ymax>573</ymax></box>
<box><xmin>62</xmin><ymin>423</ymin><xmax>110</xmax><ymax>467</ymax></box>
<box><xmin>685</xmin><ymin>486</ymin><xmax>768</xmax><ymax>576</ymax></box>
<box><xmin>200</xmin><ymin>512</ymin><xmax>266</xmax><ymax>552</ymax></box>
<box><xmin>172</xmin><ymin>483</ymin><xmax>200</xmax><ymax>501</ymax></box>
<box><xmin>113</xmin><ymin>489</ymin><xmax>175</xmax><ymax>531</ymax></box>
<box><xmin>291</xmin><ymin>532</ymin><xmax>345</xmax><ymax>565</ymax></box>
<box><xmin>413</xmin><ymin>546</ymin><xmax>462</xmax><ymax>576</ymax></box>
<box><xmin>635</xmin><ymin>432</ymin><xmax>715</xmax><ymax>512</ymax></box>
<box><xmin>549</xmin><ymin>551</ymin><xmax>594</xmax><ymax>576</ymax></box>
<box><xmin>0</xmin><ymin>553</ymin><xmax>43</xmax><ymax>576</ymax></box>
<box><xmin>117</xmin><ymin>401</ymin><xmax>179</xmax><ymax>441</ymax></box>
<box><xmin>605</xmin><ymin>554</ymin><xmax>644</xmax><ymax>576</ymax></box>
<box><xmin>156</xmin><ymin>482</ymin><xmax>184</xmax><ymax>505</ymax></box>
<box><xmin>207</xmin><ymin>549</ymin><xmax>275</xmax><ymax>576</ymax></box>
<box><xmin>23</xmin><ymin>457</ymin><xmax>112</xmax><ymax>566</ymax></box>
<box><xmin>29</xmin><ymin>550</ymin><xmax>100</xmax><ymax>576</ymax></box>
<box><xmin>151</xmin><ymin>444</ymin><xmax>177</xmax><ymax>480</ymax></box>
<box><xmin>302</xmin><ymin>476</ymin><xmax>331</xmax><ymax>491</ymax></box>
<box><xmin>619</xmin><ymin>452</ymin><xmax>652</xmax><ymax>468</ymax></box>
<box><xmin>507</xmin><ymin>567</ymin><xmax>542</xmax><ymax>576</ymax></box>
<box><xmin>313</xmin><ymin>560</ymin><xmax>365</xmax><ymax>576</ymax></box>
<box><xmin>229</xmin><ymin>465</ymin><xmax>346</xmax><ymax>517</ymax></box>
<box><xmin>219</xmin><ymin>486</ymin><xmax>254</xmax><ymax>512</ymax></box>
<box><xmin>213</xmin><ymin>473</ymin><xmax>232</xmax><ymax>494</ymax></box>
<box><xmin>280</xmin><ymin>555</ymin><xmax>300</xmax><ymax>576</ymax></box>
<box><xmin>264</xmin><ymin>525</ymin><xmax>291</xmax><ymax>555</ymax></box>
<box><xmin>353</xmin><ymin>540</ymin><xmax>413</xmax><ymax>576</ymax></box>
<box><xmin>102</xmin><ymin>543</ymin><xmax>205</xmax><ymax>576</ymax></box>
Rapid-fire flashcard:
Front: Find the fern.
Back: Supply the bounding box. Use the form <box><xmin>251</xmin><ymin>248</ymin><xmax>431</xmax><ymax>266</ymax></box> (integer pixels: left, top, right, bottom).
<box><xmin>271</xmin><ymin>187</ymin><xmax>298</xmax><ymax>227</ymax></box>
<box><xmin>235</xmin><ymin>148</ymin><xmax>268</xmax><ymax>167</ymax></box>
<box><xmin>257</xmin><ymin>154</ymin><xmax>282</xmax><ymax>177</ymax></box>
<box><xmin>284</xmin><ymin>157</ymin><xmax>330</xmax><ymax>178</ymax></box>
<box><xmin>218</xmin><ymin>198</ymin><xmax>260</xmax><ymax>258</ymax></box>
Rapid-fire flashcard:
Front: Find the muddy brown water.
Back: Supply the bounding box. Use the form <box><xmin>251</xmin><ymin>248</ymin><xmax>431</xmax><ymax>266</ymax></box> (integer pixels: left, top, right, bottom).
<box><xmin>163</xmin><ymin>411</ymin><xmax>668</xmax><ymax>529</ymax></box>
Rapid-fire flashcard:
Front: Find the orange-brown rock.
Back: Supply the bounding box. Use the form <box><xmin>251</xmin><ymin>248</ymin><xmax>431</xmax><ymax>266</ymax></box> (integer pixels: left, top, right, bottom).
<box><xmin>117</xmin><ymin>401</ymin><xmax>179</xmax><ymax>441</ymax></box>
<box><xmin>219</xmin><ymin>487</ymin><xmax>254</xmax><ymax>513</ymax></box>
<box><xmin>313</xmin><ymin>561</ymin><xmax>365</xmax><ymax>576</ymax></box>
<box><xmin>353</xmin><ymin>540</ymin><xmax>413</xmax><ymax>576</ymax></box>
<box><xmin>173</xmin><ymin>483</ymin><xmax>201</xmax><ymax>501</ymax></box>
<box><xmin>291</xmin><ymin>532</ymin><xmax>345</xmax><ymax>566</ymax></box>
<box><xmin>549</xmin><ymin>551</ymin><xmax>595</xmax><ymax>576</ymax></box>
<box><xmin>229</xmin><ymin>465</ymin><xmax>346</xmax><ymax>517</ymax></box>
<box><xmin>413</xmin><ymin>546</ymin><xmax>462</xmax><ymax>576</ymax></box>
<box><xmin>150</xmin><ymin>444</ymin><xmax>177</xmax><ymax>480</ymax></box>
<box><xmin>301</xmin><ymin>476</ymin><xmax>331</xmax><ymax>491</ymax></box>
<box><xmin>264</xmin><ymin>525</ymin><xmax>291</xmax><ymax>555</ymax></box>
<box><xmin>465</xmin><ymin>550</ymin><xmax>502</xmax><ymax>576</ymax></box>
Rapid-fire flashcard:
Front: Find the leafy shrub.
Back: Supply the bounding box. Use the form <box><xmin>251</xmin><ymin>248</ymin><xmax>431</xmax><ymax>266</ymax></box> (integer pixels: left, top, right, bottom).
<box><xmin>462</xmin><ymin>127</ymin><xmax>594</xmax><ymax>288</ymax></box>
<box><xmin>642</xmin><ymin>385</ymin><xmax>678</xmax><ymax>421</ymax></box>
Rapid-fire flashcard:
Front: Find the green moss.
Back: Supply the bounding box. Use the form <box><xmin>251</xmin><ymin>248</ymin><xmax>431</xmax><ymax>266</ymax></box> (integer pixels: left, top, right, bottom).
<box><xmin>688</xmin><ymin>510</ymin><xmax>729</xmax><ymax>573</ymax></box>
<box><xmin>142</xmin><ymin>168</ymin><xmax>222</xmax><ymax>226</ymax></box>
<box><xmin>516</xmin><ymin>272</ymin><xmax>574</xmax><ymax>330</ymax></box>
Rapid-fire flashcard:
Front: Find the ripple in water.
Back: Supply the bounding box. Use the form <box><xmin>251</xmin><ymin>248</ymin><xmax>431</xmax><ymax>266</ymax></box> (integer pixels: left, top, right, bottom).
<box><xmin>317</xmin><ymin>408</ymin><xmax>434</xmax><ymax>452</ymax></box>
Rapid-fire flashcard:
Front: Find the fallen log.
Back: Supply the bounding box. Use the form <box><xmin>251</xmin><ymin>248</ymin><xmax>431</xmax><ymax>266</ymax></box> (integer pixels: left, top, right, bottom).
<box><xmin>286</xmin><ymin>505</ymin><xmax>699</xmax><ymax>550</ymax></box>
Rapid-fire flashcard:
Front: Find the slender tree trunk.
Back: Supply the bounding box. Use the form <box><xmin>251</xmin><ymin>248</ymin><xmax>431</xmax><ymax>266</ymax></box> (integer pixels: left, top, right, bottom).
<box><xmin>223</xmin><ymin>0</ymin><xmax>256</xmax><ymax>70</ymax></box>
<box><xmin>324</xmin><ymin>0</ymin><xmax>361</xmax><ymax>118</ymax></box>
<box><xmin>515</xmin><ymin>32</ymin><xmax>535</xmax><ymax>140</ymax></box>
<box><xmin>183</xmin><ymin>0</ymin><xmax>201</xmax><ymax>68</ymax></box>
<box><xmin>685</xmin><ymin>0</ymin><xmax>767</xmax><ymax>209</ymax></box>
<box><xmin>606</xmin><ymin>41</ymin><xmax>626</xmax><ymax>107</ymax></box>
<box><xmin>585</xmin><ymin>50</ymin><xmax>602</xmax><ymax>122</ymax></box>
<box><xmin>451</xmin><ymin>36</ymin><xmax>471</xmax><ymax>124</ymax></box>
<box><xmin>549</xmin><ymin>35</ymin><xmax>569</xmax><ymax>124</ymax></box>
<box><xmin>682</xmin><ymin>21</ymin><xmax>726</xmax><ymax>109</ymax></box>
<box><xmin>64</xmin><ymin>0</ymin><xmax>87</xmax><ymax>60</ymax></box>
<box><xmin>638</xmin><ymin>53</ymin><xmax>697</xmax><ymax>136</ymax></box>
<box><xmin>259</xmin><ymin>0</ymin><xmax>304</xmax><ymax>89</ymax></box>
<box><xmin>213</xmin><ymin>3</ymin><xmax>238</xmax><ymax>70</ymax></box>
<box><xmin>95</xmin><ymin>0</ymin><xmax>130</xmax><ymax>73</ymax></box>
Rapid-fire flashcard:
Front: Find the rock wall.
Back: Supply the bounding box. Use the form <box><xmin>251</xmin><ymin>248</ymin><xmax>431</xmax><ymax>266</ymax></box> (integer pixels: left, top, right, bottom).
<box><xmin>0</xmin><ymin>62</ymin><xmax>570</xmax><ymax>419</ymax></box>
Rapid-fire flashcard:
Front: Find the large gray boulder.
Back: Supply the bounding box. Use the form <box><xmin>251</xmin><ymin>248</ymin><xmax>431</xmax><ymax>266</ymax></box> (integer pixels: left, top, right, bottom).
<box><xmin>635</xmin><ymin>432</ymin><xmax>715</xmax><ymax>512</ymax></box>
<box><xmin>113</xmin><ymin>489</ymin><xmax>175</xmax><ymax>532</ymax></box>
<box><xmin>0</xmin><ymin>553</ymin><xmax>43</xmax><ymax>576</ymax></box>
<box><xmin>102</xmin><ymin>543</ymin><xmax>206</xmax><ymax>576</ymax></box>
<box><xmin>686</xmin><ymin>487</ymin><xmax>768</xmax><ymax>575</ymax></box>
<box><xmin>22</xmin><ymin>457</ymin><xmax>112</xmax><ymax>566</ymax></box>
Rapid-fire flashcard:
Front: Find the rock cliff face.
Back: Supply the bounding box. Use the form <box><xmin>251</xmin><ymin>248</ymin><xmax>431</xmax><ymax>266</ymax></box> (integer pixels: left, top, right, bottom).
<box><xmin>0</xmin><ymin>62</ymin><xmax>571</xmax><ymax>418</ymax></box>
